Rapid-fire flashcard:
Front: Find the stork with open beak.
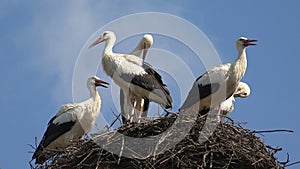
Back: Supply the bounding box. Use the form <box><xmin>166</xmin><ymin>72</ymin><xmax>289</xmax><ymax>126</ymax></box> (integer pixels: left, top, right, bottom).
<box><xmin>32</xmin><ymin>76</ymin><xmax>109</xmax><ymax>164</ymax></box>
<box><xmin>179</xmin><ymin>37</ymin><xmax>256</xmax><ymax>114</ymax></box>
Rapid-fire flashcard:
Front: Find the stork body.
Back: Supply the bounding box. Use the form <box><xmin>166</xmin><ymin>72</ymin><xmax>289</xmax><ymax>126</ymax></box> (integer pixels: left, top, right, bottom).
<box><xmin>119</xmin><ymin>34</ymin><xmax>153</xmax><ymax>123</ymax></box>
<box><xmin>216</xmin><ymin>82</ymin><xmax>250</xmax><ymax>121</ymax></box>
<box><xmin>89</xmin><ymin>31</ymin><xmax>172</xmax><ymax>122</ymax></box>
<box><xmin>179</xmin><ymin>37</ymin><xmax>256</xmax><ymax>112</ymax></box>
<box><xmin>32</xmin><ymin>76</ymin><xmax>109</xmax><ymax>164</ymax></box>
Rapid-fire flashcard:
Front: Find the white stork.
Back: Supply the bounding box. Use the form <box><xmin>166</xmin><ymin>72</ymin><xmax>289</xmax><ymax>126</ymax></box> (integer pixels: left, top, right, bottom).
<box><xmin>32</xmin><ymin>76</ymin><xmax>109</xmax><ymax>164</ymax></box>
<box><xmin>119</xmin><ymin>34</ymin><xmax>154</xmax><ymax>123</ymax></box>
<box><xmin>214</xmin><ymin>82</ymin><xmax>250</xmax><ymax>121</ymax></box>
<box><xmin>179</xmin><ymin>37</ymin><xmax>256</xmax><ymax>112</ymax></box>
<box><xmin>89</xmin><ymin>31</ymin><xmax>172</xmax><ymax>122</ymax></box>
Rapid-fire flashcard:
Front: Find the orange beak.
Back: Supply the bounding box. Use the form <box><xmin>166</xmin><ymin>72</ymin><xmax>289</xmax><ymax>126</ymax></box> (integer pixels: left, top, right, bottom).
<box><xmin>88</xmin><ymin>37</ymin><xmax>105</xmax><ymax>48</ymax></box>
<box><xmin>244</xmin><ymin>39</ymin><xmax>257</xmax><ymax>46</ymax></box>
<box><xmin>95</xmin><ymin>79</ymin><xmax>109</xmax><ymax>88</ymax></box>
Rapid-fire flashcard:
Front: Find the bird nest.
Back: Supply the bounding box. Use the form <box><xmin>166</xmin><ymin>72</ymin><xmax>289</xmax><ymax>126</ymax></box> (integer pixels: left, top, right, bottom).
<box><xmin>30</xmin><ymin>110</ymin><xmax>287</xmax><ymax>169</ymax></box>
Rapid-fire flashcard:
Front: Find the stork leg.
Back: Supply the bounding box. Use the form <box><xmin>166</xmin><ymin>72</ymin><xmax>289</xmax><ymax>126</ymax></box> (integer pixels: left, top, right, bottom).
<box><xmin>124</xmin><ymin>90</ymin><xmax>133</xmax><ymax>123</ymax></box>
<box><xmin>130</xmin><ymin>99</ymin><xmax>137</xmax><ymax>123</ymax></box>
<box><xmin>128</xmin><ymin>91</ymin><xmax>137</xmax><ymax>123</ymax></box>
<box><xmin>137</xmin><ymin>99</ymin><xmax>144</xmax><ymax>123</ymax></box>
<box><xmin>216</xmin><ymin>104</ymin><xmax>221</xmax><ymax>122</ymax></box>
<box><xmin>120</xmin><ymin>89</ymin><xmax>130</xmax><ymax>124</ymax></box>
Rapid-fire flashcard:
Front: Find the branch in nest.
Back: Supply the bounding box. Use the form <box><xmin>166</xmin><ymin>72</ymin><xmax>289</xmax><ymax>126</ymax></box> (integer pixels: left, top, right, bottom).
<box><xmin>252</xmin><ymin>129</ymin><xmax>294</xmax><ymax>134</ymax></box>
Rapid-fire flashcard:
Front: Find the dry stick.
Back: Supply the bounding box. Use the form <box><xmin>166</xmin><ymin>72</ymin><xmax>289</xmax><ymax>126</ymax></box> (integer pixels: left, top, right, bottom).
<box><xmin>109</xmin><ymin>113</ymin><xmax>122</xmax><ymax>129</ymax></box>
<box><xmin>252</xmin><ymin>129</ymin><xmax>294</xmax><ymax>134</ymax></box>
<box><xmin>252</xmin><ymin>158</ymin><xmax>264</xmax><ymax>165</ymax></box>
<box><xmin>209</xmin><ymin>151</ymin><xmax>213</xmax><ymax>168</ymax></box>
<box><xmin>77</xmin><ymin>150</ymin><xmax>94</xmax><ymax>166</ymax></box>
<box><xmin>280</xmin><ymin>153</ymin><xmax>290</xmax><ymax>166</ymax></box>
<box><xmin>109</xmin><ymin>110</ymin><xmax>122</xmax><ymax>128</ymax></box>
<box><xmin>285</xmin><ymin>160</ymin><xmax>300</xmax><ymax>167</ymax></box>
<box><xmin>266</xmin><ymin>145</ymin><xmax>282</xmax><ymax>152</ymax></box>
<box><xmin>153</xmin><ymin>129</ymin><xmax>171</xmax><ymax>160</ymax></box>
<box><xmin>202</xmin><ymin>152</ymin><xmax>209</xmax><ymax>168</ymax></box>
<box><xmin>27</xmin><ymin>144</ymin><xmax>36</xmax><ymax>152</ymax></box>
<box><xmin>117</xmin><ymin>135</ymin><xmax>125</xmax><ymax>164</ymax></box>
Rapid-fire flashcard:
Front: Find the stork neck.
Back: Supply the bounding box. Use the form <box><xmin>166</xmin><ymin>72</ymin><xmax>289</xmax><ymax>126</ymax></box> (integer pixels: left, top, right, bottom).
<box><xmin>88</xmin><ymin>85</ymin><xmax>98</xmax><ymax>99</ymax></box>
<box><xmin>233</xmin><ymin>47</ymin><xmax>247</xmax><ymax>80</ymax></box>
<box><xmin>131</xmin><ymin>40</ymin><xmax>143</xmax><ymax>57</ymax></box>
<box><xmin>103</xmin><ymin>37</ymin><xmax>116</xmax><ymax>55</ymax></box>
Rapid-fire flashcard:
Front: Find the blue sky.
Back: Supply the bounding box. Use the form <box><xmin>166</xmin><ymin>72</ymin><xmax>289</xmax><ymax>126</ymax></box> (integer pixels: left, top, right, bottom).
<box><xmin>1</xmin><ymin>1</ymin><xmax>300</xmax><ymax>168</ymax></box>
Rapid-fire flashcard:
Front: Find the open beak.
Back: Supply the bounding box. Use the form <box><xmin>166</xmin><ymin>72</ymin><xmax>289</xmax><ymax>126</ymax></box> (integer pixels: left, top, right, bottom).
<box><xmin>95</xmin><ymin>79</ymin><xmax>109</xmax><ymax>88</ymax></box>
<box><xmin>88</xmin><ymin>37</ymin><xmax>105</xmax><ymax>48</ymax></box>
<box><xmin>244</xmin><ymin>39</ymin><xmax>257</xmax><ymax>46</ymax></box>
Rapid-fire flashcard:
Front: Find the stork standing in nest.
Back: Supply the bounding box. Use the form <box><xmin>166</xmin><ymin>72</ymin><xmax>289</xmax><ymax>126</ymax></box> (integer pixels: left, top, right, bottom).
<box><xmin>89</xmin><ymin>31</ymin><xmax>172</xmax><ymax>123</ymax></box>
<box><xmin>214</xmin><ymin>82</ymin><xmax>251</xmax><ymax>121</ymax></box>
<box><xmin>119</xmin><ymin>34</ymin><xmax>154</xmax><ymax>123</ymax></box>
<box><xmin>180</xmin><ymin>37</ymin><xmax>256</xmax><ymax>114</ymax></box>
<box><xmin>32</xmin><ymin>76</ymin><xmax>109</xmax><ymax>164</ymax></box>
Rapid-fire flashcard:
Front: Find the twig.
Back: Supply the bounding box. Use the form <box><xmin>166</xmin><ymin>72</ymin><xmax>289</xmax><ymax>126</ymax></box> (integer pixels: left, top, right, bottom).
<box><xmin>280</xmin><ymin>153</ymin><xmax>290</xmax><ymax>166</ymax></box>
<box><xmin>266</xmin><ymin>145</ymin><xmax>282</xmax><ymax>152</ymax></box>
<box><xmin>109</xmin><ymin>112</ymin><xmax>122</xmax><ymax>129</ymax></box>
<box><xmin>28</xmin><ymin>144</ymin><xmax>36</xmax><ymax>151</ymax></box>
<box><xmin>284</xmin><ymin>160</ymin><xmax>300</xmax><ymax>167</ymax></box>
<box><xmin>252</xmin><ymin>158</ymin><xmax>264</xmax><ymax>165</ymax></box>
<box><xmin>117</xmin><ymin>135</ymin><xmax>125</xmax><ymax>164</ymax></box>
<box><xmin>252</xmin><ymin>129</ymin><xmax>294</xmax><ymax>134</ymax></box>
<box><xmin>77</xmin><ymin>150</ymin><xmax>94</xmax><ymax>166</ymax></box>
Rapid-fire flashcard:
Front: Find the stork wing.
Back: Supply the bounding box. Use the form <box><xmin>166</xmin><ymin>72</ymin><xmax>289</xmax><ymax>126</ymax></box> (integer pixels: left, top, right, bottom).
<box><xmin>112</xmin><ymin>54</ymin><xmax>172</xmax><ymax>108</ymax></box>
<box><xmin>180</xmin><ymin>63</ymin><xmax>231</xmax><ymax>110</ymax></box>
<box><xmin>219</xmin><ymin>96</ymin><xmax>235</xmax><ymax>116</ymax></box>
<box><xmin>120</xmin><ymin>69</ymin><xmax>172</xmax><ymax>108</ymax></box>
<box><xmin>32</xmin><ymin>105</ymin><xmax>79</xmax><ymax>161</ymax></box>
<box><xmin>142</xmin><ymin>62</ymin><xmax>163</xmax><ymax>85</ymax></box>
<box><xmin>43</xmin><ymin>113</ymin><xmax>77</xmax><ymax>148</ymax></box>
<box><xmin>55</xmin><ymin>103</ymin><xmax>77</xmax><ymax>116</ymax></box>
<box><xmin>117</xmin><ymin>53</ymin><xmax>143</xmax><ymax>66</ymax></box>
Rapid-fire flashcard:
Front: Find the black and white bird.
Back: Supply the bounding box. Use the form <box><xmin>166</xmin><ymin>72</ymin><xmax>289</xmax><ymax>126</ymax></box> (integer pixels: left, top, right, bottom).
<box><xmin>179</xmin><ymin>37</ymin><xmax>256</xmax><ymax>112</ymax></box>
<box><xmin>214</xmin><ymin>82</ymin><xmax>250</xmax><ymax>121</ymax></box>
<box><xmin>32</xmin><ymin>76</ymin><xmax>109</xmax><ymax>164</ymax></box>
<box><xmin>89</xmin><ymin>31</ymin><xmax>172</xmax><ymax>123</ymax></box>
<box><xmin>119</xmin><ymin>34</ymin><xmax>153</xmax><ymax>123</ymax></box>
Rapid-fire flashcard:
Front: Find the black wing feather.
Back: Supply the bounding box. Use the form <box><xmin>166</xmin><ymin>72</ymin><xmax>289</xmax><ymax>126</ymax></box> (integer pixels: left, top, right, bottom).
<box><xmin>179</xmin><ymin>74</ymin><xmax>221</xmax><ymax>111</ymax></box>
<box><xmin>32</xmin><ymin>115</ymin><xmax>76</xmax><ymax>164</ymax></box>
<box><xmin>120</xmin><ymin>65</ymin><xmax>172</xmax><ymax>108</ymax></box>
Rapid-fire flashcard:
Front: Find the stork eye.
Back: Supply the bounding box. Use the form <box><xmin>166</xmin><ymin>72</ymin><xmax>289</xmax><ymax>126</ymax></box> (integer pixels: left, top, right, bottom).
<box><xmin>103</xmin><ymin>33</ymin><xmax>107</xmax><ymax>36</ymax></box>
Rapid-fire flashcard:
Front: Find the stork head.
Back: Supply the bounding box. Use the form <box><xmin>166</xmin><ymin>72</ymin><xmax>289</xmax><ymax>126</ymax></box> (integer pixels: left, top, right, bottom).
<box><xmin>234</xmin><ymin>82</ymin><xmax>250</xmax><ymax>98</ymax></box>
<box><xmin>142</xmin><ymin>34</ymin><xmax>153</xmax><ymax>60</ymax></box>
<box><xmin>87</xmin><ymin>76</ymin><xmax>109</xmax><ymax>88</ymax></box>
<box><xmin>236</xmin><ymin>37</ymin><xmax>257</xmax><ymax>49</ymax></box>
<box><xmin>88</xmin><ymin>31</ymin><xmax>116</xmax><ymax>48</ymax></box>
<box><xmin>143</xmin><ymin>34</ymin><xmax>153</xmax><ymax>48</ymax></box>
